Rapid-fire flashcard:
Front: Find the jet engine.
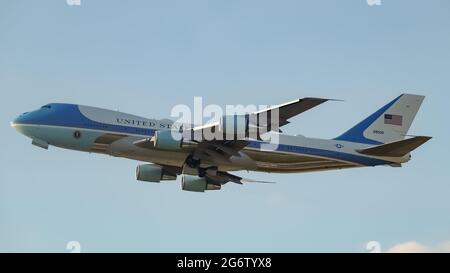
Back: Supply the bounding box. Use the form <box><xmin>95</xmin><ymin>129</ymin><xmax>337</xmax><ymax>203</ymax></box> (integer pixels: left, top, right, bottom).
<box><xmin>181</xmin><ymin>174</ymin><xmax>221</xmax><ymax>192</ymax></box>
<box><xmin>153</xmin><ymin>130</ymin><xmax>183</xmax><ymax>150</ymax></box>
<box><xmin>136</xmin><ymin>164</ymin><xmax>177</xmax><ymax>183</ymax></box>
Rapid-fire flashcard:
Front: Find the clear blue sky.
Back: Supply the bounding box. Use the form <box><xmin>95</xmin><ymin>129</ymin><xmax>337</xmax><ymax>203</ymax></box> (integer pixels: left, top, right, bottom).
<box><xmin>1</xmin><ymin>0</ymin><xmax>449</xmax><ymax>253</ymax></box>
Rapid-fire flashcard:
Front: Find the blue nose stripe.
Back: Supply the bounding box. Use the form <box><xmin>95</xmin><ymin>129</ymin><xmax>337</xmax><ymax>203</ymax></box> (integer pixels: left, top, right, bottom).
<box><xmin>14</xmin><ymin>103</ymin><xmax>157</xmax><ymax>137</ymax></box>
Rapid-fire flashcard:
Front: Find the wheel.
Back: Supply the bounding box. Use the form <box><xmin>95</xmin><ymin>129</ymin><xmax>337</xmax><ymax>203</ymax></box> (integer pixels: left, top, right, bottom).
<box><xmin>185</xmin><ymin>155</ymin><xmax>200</xmax><ymax>168</ymax></box>
<box><xmin>198</xmin><ymin>168</ymin><xmax>206</xmax><ymax>177</ymax></box>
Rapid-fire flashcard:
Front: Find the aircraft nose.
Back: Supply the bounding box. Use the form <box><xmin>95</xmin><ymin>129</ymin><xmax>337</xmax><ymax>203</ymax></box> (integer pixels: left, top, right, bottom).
<box><xmin>11</xmin><ymin>112</ymin><xmax>29</xmax><ymax>128</ymax></box>
<box><xmin>10</xmin><ymin>111</ymin><xmax>41</xmax><ymax>138</ymax></box>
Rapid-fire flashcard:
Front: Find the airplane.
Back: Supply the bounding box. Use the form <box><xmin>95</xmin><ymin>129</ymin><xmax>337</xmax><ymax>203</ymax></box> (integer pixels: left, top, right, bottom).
<box><xmin>11</xmin><ymin>93</ymin><xmax>431</xmax><ymax>192</ymax></box>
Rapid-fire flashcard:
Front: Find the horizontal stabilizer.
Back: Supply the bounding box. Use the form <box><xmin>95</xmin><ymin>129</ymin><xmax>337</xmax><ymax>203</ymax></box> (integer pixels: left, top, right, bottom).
<box><xmin>357</xmin><ymin>136</ymin><xmax>432</xmax><ymax>157</ymax></box>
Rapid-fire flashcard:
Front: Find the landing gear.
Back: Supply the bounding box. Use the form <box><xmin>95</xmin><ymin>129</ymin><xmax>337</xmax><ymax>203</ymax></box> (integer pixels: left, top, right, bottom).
<box><xmin>185</xmin><ymin>155</ymin><xmax>201</xmax><ymax>168</ymax></box>
<box><xmin>198</xmin><ymin>168</ymin><xmax>207</xmax><ymax>177</ymax></box>
<box><xmin>184</xmin><ymin>156</ymin><xmax>216</xmax><ymax>178</ymax></box>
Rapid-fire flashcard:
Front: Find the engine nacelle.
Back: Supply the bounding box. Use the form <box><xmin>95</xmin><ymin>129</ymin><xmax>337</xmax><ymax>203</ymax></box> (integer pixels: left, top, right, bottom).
<box><xmin>136</xmin><ymin>164</ymin><xmax>177</xmax><ymax>183</ymax></box>
<box><xmin>154</xmin><ymin>130</ymin><xmax>183</xmax><ymax>150</ymax></box>
<box><xmin>219</xmin><ymin>115</ymin><xmax>248</xmax><ymax>139</ymax></box>
<box><xmin>181</xmin><ymin>174</ymin><xmax>221</xmax><ymax>192</ymax></box>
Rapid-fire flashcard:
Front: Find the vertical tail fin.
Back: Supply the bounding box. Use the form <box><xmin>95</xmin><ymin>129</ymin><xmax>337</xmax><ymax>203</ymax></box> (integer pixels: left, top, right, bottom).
<box><xmin>335</xmin><ymin>94</ymin><xmax>425</xmax><ymax>145</ymax></box>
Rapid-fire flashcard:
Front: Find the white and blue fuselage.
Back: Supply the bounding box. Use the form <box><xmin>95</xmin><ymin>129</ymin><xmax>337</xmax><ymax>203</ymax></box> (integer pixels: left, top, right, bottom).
<box><xmin>11</xmin><ymin>103</ymin><xmax>407</xmax><ymax>174</ymax></box>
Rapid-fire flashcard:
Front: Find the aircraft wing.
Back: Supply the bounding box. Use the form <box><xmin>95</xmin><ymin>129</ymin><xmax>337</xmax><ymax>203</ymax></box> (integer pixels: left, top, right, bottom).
<box><xmin>205</xmin><ymin>171</ymin><xmax>275</xmax><ymax>185</ymax></box>
<box><xmin>185</xmin><ymin>97</ymin><xmax>330</xmax><ymax>139</ymax></box>
<box><xmin>188</xmin><ymin>140</ymin><xmax>251</xmax><ymax>168</ymax></box>
<box><xmin>251</xmin><ymin>97</ymin><xmax>330</xmax><ymax>127</ymax></box>
<box><xmin>195</xmin><ymin>140</ymin><xmax>249</xmax><ymax>157</ymax></box>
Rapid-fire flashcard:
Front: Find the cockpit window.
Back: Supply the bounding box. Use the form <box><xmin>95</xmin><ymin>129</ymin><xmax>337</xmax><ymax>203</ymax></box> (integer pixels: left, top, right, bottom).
<box><xmin>41</xmin><ymin>104</ymin><xmax>52</xmax><ymax>109</ymax></box>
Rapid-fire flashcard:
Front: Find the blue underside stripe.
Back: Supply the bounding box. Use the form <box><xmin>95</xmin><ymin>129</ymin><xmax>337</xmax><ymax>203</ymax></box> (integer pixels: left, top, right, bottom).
<box><xmin>245</xmin><ymin>142</ymin><xmax>391</xmax><ymax>166</ymax></box>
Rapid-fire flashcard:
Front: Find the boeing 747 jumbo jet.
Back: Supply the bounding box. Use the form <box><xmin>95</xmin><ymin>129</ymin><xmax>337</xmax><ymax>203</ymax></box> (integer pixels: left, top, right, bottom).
<box><xmin>11</xmin><ymin>94</ymin><xmax>431</xmax><ymax>192</ymax></box>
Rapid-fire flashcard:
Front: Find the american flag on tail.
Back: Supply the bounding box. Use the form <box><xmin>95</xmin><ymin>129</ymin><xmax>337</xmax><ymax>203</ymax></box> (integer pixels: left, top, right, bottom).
<box><xmin>384</xmin><ymin>114</ymin><xmax>403</xmax><ymax>126</ymax></box>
